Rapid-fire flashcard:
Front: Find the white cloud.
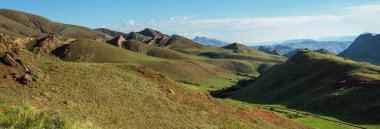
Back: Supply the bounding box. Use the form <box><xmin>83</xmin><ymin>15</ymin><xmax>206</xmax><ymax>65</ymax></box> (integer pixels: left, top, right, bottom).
<box><xmin>101</xmin><ymin>3</ymin><xmax>380</xmax><ymax>44</ymax></box>
<box><xmin>343</xmin><ymin>4</ymin><xmax>380</xmax><ymax>15</ymax></box>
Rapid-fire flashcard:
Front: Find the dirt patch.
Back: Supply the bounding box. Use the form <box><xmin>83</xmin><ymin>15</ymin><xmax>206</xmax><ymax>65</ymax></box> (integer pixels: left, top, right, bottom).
<box><xmin>0</xmin><ymin>107</ymin><xmax>5</xmax><ymax>113</ymax></box>
<box><xmin>233</xmin><ymin>109</ymin><xmax>257</xmax><ymax>124</ymax></box>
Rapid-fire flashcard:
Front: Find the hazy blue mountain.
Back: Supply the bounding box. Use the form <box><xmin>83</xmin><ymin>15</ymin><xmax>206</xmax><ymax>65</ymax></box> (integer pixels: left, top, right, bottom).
<box><xmin>257</xmin><ymin>46</ymin><xmax>284</xmax><ymax>56</ymax></box>
<box><xmin>318</xmin><ymin>35</ymin><xmax>357</xmax><ymax>42</ymax></box>
<box><xmin>252</xmin><ymin>40</ymin><xmax>352</xmax><ymax>55</ymax></box>
<box><xmin>339</xmin><ymin>33</ymin><xmax>380</xmax><ymax>65</ymax></box>
<box><xmin>282</xmin><ymin>39</ymin><xmax>314</xmax><ymax>44</ymax></box>
<box><xmin>193</xmin><ymin>36</ymin><xmax>228</xmax><ymax>47</ymax></box>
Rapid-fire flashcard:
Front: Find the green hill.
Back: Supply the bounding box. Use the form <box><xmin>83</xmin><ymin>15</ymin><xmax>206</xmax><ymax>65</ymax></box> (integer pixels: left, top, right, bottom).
<box><xmin>0</xmin><ymin>33</ymin><xmax>307</xmax><ymax>129</ymax></box>
<box><xmin>188</xmin><ymin>45</ymin><xmax>286</xmax><ymax>63</ymax></box>
<box><xmin>51</xmin><ymin>39</ymin><xmax>267</xmax><ymax>89</ymax></box>
<box><xmin>0</xmin><ymin>9</ymin><xmax>111</xmax><ymax>39</ymax></box>
<box><xmin>99</xmin><ymin>29</ymin><xmax>283</xmax><ymax>79</ymax></box>
<box><xmin>231</xmin><ymin>50</ymin><xmax>380</xmax><ymax>124</ymax></box>
<box><xmin>98</xmin><ymin>28</ymin><xmax>286</xmax><ymax>66</ymax></box>
<box><xmin>339</xmin><ymin>33</ymin><xmax>380</xmax><ymax>65</ymax></box>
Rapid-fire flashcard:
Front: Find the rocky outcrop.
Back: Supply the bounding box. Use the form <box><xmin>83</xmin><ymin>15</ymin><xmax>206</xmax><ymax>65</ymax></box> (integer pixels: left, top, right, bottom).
<box><xmin>108</xmin><ymin>35</ymin><xmax>126</xmax><ymax>48</ymax></box>
<box><xmin>34</xmin><ymin>34</ymin><xmax>75</xmax><ymax>54</ymax></box>
<box><xmin>0</xmin><ymin>33</ymin><xmax>43</xmax><ymax>85</ymax></box>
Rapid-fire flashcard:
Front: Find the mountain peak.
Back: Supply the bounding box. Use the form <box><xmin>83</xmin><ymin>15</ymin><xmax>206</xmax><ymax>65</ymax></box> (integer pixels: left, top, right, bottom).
<box><xmin>139</xmin><ymin>28</ymin><xmax>165</xmax><ymax>38</ymax></box>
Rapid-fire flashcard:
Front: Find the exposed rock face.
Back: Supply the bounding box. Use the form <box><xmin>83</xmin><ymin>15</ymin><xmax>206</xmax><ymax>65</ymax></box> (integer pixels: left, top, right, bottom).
<box><xmin>1</xmin><ymin>52</ymin><xmax>20</xmax><ymax>67</ymax></box>
<box><xmin>105</xmin><ymin>28</ymin><xmax>204</xmax><ymax>55</ymax></box>
<box><xmin>34</xmin><ymin>34</ymin><xmax>75</xmax><ymax>54</ymax></box>
<box><xmin>0</xmin><ymin>33</ymin><xmax>43</xmax><ymax>85</ymax></box>
<box><xmin>108</xmin><ymin>35</ymin><xmax>126</xmax><ymax>48</ymax></box>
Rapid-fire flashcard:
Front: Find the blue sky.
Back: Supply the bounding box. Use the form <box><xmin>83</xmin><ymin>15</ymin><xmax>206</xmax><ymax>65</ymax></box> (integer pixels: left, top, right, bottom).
<box><xmin>1</xmin><ymin>0</ymin><xmax>380</xmax><ymax>45</ymax></box>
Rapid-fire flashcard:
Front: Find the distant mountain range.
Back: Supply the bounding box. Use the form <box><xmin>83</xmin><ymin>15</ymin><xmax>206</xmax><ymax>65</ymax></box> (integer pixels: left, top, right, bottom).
<box><xmin>192</xmin><ymin>36</ymin><xmax>228</xmax><ymax>47</ymax></box>
<box><xmin>252</xmin><ymin>39</ymin><xmax>353</xmax><ymax>56</ymax></box>
<box><xmin>338</xmin><ymin>33</ymin><xmax>380</xmax><ymax>65</ymax></box>
<box><xmin>318</xmin><ymin>35</ymin><xmax>357</xmax><ymax>42</ymax></box>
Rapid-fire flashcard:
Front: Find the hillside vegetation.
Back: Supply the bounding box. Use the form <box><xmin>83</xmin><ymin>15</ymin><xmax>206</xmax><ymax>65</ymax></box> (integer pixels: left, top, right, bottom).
<box><xmin>231</xmin><ymin>50</ymin><xmax>380</xmax><ymax>124</ymax></box>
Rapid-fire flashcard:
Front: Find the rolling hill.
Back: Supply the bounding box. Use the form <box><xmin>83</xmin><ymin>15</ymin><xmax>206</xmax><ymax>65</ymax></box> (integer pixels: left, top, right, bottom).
<box><xmin>339</xmin><ymin>33</ymin><xmax>380</xmax><ymax>65</ymax></box>
<box><xmin>50</xmin><ymin>38</ymin><xmax>272</xmax><ymax>89</ymax></box>
<box><xmin>0</xmin><ymin>33</ymin><xmax>307</xmax><ymax>128</ymax></box>
<box><xmin>0</xmin><ymin>9</ymin><xmax>111</xmax><ymax>39</ymax></box>
<box><xmin>253</xmin><ymin>39</ymin><xmax>352</xmax><ymax>55</ymax></box>
<box><xmin>230</xmin><ymin>50</ymin><xmax>380</xmax><ymax>124</ymax></box>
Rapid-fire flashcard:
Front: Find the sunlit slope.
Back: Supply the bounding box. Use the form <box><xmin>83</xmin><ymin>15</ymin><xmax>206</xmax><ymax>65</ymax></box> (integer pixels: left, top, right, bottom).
<box><xmin>0</xmin><ymin>9</ymin><xmax>110</xmax><ymax>39</ymax></box>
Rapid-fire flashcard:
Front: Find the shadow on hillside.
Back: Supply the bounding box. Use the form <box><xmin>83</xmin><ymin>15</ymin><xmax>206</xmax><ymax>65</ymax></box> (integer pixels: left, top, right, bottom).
<box><xmin>210</xmin><ymin>79</ymin><xmax>380</xmax><ymax>126</ymax></box>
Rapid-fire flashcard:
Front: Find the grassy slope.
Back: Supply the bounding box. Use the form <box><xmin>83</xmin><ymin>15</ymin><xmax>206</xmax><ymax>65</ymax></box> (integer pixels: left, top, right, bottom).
<box><xmin>0</xmin><ymin>49</ymin><xmax>306</xmax><ymax>128</ymax></box>
<box><xmin>52</xmin><ymin>39</ymin><xmax>255</xmax><ymax>90</ymax></box>
<box><xmin>0</xmin><ymin>104</ymin><xmax>99</xmax><ymax>129</ymax></box>
<box><xmin>231</xmin><ymin>50</ymin><xmax>380</xmax><ymax>126</ymax></box>
<box><xmin>116</xmin><ymin>39</ymin><xmax>269</xmax><ymax>77</ymax></box>
<box><xmin>176</xmin><ymin>46</ymin><xmax>286</xmax><ymax>63</ymax></box>
<box><xmin>0</xmin><ymin>9</ymin><xmax>110</xmax><ymax>39</ymax></box>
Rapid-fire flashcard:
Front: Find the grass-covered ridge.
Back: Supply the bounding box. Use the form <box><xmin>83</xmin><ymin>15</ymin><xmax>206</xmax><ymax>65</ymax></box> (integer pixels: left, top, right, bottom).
<box><xmin>231</xmin><ymin>50</ymin><xmax>380</xmax><ymax>125</ymax></box>
<box><xmin>0</xmin><ymin>9</ymin><xmax>111</xmax><ymax>39</ymax></box>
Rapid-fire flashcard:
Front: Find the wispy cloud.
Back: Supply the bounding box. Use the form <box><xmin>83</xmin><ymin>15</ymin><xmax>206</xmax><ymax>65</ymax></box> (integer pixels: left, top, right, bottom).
<box><xmin>102</xmin><ymin>3</ymin><xmax>380</xmax><ymax>44</ymax></box>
